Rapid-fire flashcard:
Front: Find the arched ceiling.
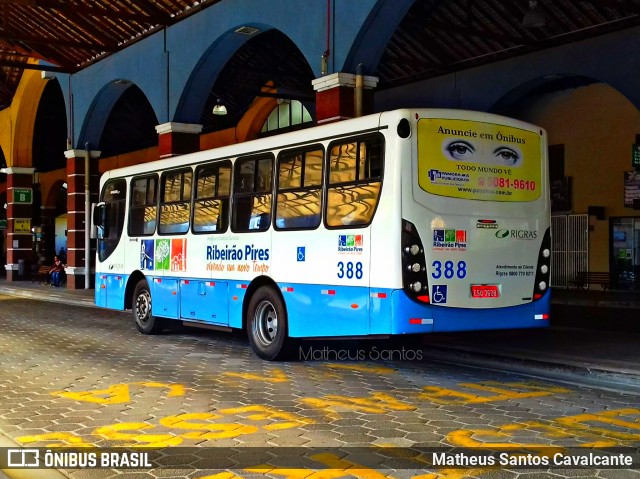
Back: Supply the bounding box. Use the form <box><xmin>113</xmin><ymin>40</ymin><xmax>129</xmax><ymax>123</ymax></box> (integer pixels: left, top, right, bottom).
<box><xmin>201</xmin><ymin>29</ymin><xmax>315</xmax><ymax>133</ymax></box>
<box><xmin>377</xmin><ymin>0</ymin><xmax>640</xmax><ymax>89</ymax></box>
<box><xmin>0</xmin><ymin>0</ymin><xmax>639</xmax><ymax>109</ymax></box>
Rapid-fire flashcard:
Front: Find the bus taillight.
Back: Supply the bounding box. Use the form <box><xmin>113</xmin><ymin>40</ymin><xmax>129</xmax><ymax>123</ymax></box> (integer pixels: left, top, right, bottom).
<box><xmin>532</xmin><ymin>227</ymin><xmax>551</xmax><ymax>300</ymax></box>
<box><xmin>402</xmin><ymin>219</ymin><xmax>429</xmax><ymax>303</ymax></box>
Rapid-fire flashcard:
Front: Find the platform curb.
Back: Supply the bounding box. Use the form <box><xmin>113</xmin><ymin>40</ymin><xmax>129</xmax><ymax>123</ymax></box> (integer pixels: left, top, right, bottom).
<box><xmin>0</xmin><ymin>287</ymin><xmax>96</xmax><ymax>309</ymax></box>
<box><xmin>420</xmin><ymin>346</ymin><xmax>640</xmax><ymax>394</ymax></box>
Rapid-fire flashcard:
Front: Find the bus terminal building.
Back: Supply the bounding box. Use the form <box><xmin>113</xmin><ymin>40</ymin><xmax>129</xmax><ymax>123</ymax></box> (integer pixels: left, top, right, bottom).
<box><xmin>0</xmin><ymin>0</ymin><xmax>639</xmax><ymax>291</ymax></box>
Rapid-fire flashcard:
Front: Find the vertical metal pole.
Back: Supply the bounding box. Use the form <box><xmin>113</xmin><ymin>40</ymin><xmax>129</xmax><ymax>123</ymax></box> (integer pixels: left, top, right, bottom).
<box><xmin>355</xmin><ymin>63</ymin><xmax>364</xmax><ymax>118</ymax></box>
<box><xmin>84</xmin><ymin>144</ymin><xmax>90</xmax><ymax>289</ymax></box>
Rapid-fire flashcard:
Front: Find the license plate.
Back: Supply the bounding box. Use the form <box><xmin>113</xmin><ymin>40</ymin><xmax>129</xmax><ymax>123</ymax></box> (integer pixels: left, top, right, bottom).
<box><xmin>471</xmin><ymin>285</ymin><xmax>500</xmax><ymax>298</ymax></box>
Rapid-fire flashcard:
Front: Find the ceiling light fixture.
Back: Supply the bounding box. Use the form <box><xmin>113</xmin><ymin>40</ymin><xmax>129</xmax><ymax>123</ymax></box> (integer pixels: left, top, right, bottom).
<box><xmin>212</xmin><ymin>99</ymin><xmax>227</xmax><ymax>116</ymax></box>
<box><xmin>522</xmin><ymin>0</ymin><xmax>546</xmax><ymax>28</ymax></box>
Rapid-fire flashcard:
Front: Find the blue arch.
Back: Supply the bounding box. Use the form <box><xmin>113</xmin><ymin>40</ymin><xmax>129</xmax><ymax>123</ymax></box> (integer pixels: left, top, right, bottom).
<box><xmin>174</xmin><ymin>23</ymin><xmax>274</xmax><ymax>124</ymax></box>
<box><xmin>342</xmin><ymin>0</ymin><xmax>416</xmax><ymax>76</ymax></box>
<box><xmin>78</xmin><ymin>81</ymin><xmax>139</xmax><ymax>148</ymax></box>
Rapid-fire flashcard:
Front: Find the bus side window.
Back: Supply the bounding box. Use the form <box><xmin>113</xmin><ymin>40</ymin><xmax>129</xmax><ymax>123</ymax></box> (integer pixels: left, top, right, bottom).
<box><xmin>159</xmin><ymin>169</ymin><xmax>192</xmax><ymax>235</ymax></box>
<box><xmin>193</xmin><ymin>162</ymin><xmax>231</xmax><ymax>233</ymax></box>
<box><xmin>326</xmin><ymin>135</ymin><xmax>384</xmax><ymax>228</ymax></box>
<box><xmin>129</xmin><ymin>176</ymin><xmax>158</xmax><ymax>236</ymax></box>
<box><xmin>275</xmin><ymin>147</ymin><xmax>323</xmax><ymax>230</ymax></box>
<box><xmin>232</xmin><ymin>156</ymin><xmax>273</xmax><ymax>232</ymax></box>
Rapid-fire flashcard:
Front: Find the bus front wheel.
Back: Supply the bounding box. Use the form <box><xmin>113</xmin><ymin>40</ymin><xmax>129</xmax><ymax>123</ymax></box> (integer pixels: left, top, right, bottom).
<box><xmin>132</xmin><ymin>279</ymin><xmax>163</xmax><ymax>334</ymax></box>
<box><xmin>247</xmin><ymin>286</ymin><xmax>290</xmax><ymax>360</ymax></box>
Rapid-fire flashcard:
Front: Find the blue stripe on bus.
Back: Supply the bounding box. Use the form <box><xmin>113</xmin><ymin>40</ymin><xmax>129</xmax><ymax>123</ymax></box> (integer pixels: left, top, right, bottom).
<box><xmin>95</xmin><ymin>273</ymin><xmax>549</xmax><ymax>336</ymax></box>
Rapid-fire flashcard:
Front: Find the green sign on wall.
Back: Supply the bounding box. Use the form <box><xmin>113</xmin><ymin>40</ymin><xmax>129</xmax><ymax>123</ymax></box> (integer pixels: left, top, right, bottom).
<box><xmin>12</xmin><ymin>188</ymin><xmax>33</xmax><ymax>204</ymax></box>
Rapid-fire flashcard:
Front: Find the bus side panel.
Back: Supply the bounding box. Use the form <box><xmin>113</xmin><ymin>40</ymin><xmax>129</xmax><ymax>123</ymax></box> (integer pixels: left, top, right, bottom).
<box><xmin>151</xmin><ymin>277</ymin><xmax>180</xmax><ymax>319</ymax></box>
<box><xmin>179</xmin><ymin>280</ymin><xmax>229</xmax><ymax>325</ymax></box>
<box><xmin>95</xmin><ymin>274</ymin><xmax>107</xmax><ymax>307</ymax></box>
<box><xmin>368</xmin><ymin>287</ymin><xmax>394</xmax><ymax>334</ymax></box>
<box><xmin>94</xmin><ymin>273</ymin><xmax>127</xmax><ymax>310</ymax></box>
<box><xmin>106</xmin><ymin>275</ymin><xmax>126</xmax><ymax>310</ymax></box>
<box><xmin>228</xmin><ymin>281</ymin><xmax>249</xmax><ymax>330</ymax></box>
<box><xmin>281</xmin><ymin>283</ymin><xmax>371</xmax><ymax>338</ymax></box>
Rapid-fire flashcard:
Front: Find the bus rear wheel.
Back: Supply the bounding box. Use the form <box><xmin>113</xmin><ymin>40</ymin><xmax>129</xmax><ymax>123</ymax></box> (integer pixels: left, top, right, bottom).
<box><xmin>247</xmin><ymin>286</ymin><xmax>290</xmax><ymax>360</ymax></box>
<box><xmin>132</xmin><ymin>279</ymin><xmax>163</xmax><ymax>334</ymax></box>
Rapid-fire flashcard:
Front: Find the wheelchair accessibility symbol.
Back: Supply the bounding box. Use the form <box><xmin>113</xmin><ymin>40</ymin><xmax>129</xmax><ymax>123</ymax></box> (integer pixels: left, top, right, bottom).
<box><xmin>297</xmin><ymin>247</ymin><xmax>306</xmax><ymax>262</ymax></box>
<box><xmin>431</xmin><ymin>285</ymin><xmax>447</xmax><ymax>304</ymax></box>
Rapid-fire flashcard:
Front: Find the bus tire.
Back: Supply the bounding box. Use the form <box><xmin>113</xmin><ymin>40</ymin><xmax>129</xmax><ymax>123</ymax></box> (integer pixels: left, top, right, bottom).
<box><xmin>247</xmin><ymin>286</ymin><xmax>289</xmax><ymax>360</ymax></box>
<box><xmin>132</xmin><ymin>279</ymin><xmax>163</xmax><ymax>335</ymax></box>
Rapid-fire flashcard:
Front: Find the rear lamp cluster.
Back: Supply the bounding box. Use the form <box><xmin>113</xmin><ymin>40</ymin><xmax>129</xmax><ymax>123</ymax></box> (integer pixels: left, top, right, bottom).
<box><xmin>533</xmin><ymin>227</ymin><xmax>551</xmax><ymax>300</ymax></box>
<box><xmin>402</xmin><ymin>219</ymin><xmax>429</xmax><ymax>302</ymax></box>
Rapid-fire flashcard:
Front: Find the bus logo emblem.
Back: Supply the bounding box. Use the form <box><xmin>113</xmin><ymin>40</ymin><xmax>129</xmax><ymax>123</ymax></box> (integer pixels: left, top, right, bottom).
<box><xmin>338</xmin><ymin>235</ymin><xmax>364</xmax><ymax>253</ymax></box>
<box><xmin>433</xmin><ymin>229</ymin><xmax>467</xmax><ymax>250</ymax></box>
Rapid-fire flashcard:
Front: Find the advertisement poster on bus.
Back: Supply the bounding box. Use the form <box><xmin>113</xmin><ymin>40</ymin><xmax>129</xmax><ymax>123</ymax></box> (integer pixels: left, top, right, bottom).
<box><xmin>417</xmin><ymin>118</ymin><xmax>542</xmax><ymax>202</ymax></box>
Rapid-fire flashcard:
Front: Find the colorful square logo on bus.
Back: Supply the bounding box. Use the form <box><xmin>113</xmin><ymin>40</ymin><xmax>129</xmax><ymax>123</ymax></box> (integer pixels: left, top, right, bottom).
<box><xmin>155</xmin><ymin>239</ymin><xmax>171</xmax><ymax>271</ymax></box>
<box><xmin>171</xmin><ymin>238</ymin><xmax>187</xmax><ymax>272</ymax></box>
<box><xmin>433</xmin><ymin>229</ymin><xmax>467</xmax><ymax>250</ymax></box>
<box><xmin>140</xmin><ymin>240</ymin><xmax>155</xmax><ymax>270</ymax></box>
<box><xmin>338</xmin><ymin>235</ymin><xmax>364</xmax><ymax>253</ymax></box>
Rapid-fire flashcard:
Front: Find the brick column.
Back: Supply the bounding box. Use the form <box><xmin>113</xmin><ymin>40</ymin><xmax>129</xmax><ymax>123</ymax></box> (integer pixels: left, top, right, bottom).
<box><xmin>155</xmin><ymin>122</ymin><xmax>203</xmax><ymax>158</ymax></box>
<box><xmin>312</xmin><ymin>72</ymin><xmax>379</xmax><ymax>124</ymax></box>
<box><xmin>4</xmin><ymin>167</ymin><xmax>35</xmax><ymax>281</ymax></box>
<box><xmin>65</xmin><ymin>149</ymin><xmax>101</xmax><ymax>289</ymax></box>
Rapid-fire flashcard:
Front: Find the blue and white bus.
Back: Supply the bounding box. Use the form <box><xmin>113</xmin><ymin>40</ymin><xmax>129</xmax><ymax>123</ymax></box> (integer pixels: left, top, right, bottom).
<box><xmin>93</xmin><ymin>109</ymin><xmax>551</xmax><ymax>360</ymax></box>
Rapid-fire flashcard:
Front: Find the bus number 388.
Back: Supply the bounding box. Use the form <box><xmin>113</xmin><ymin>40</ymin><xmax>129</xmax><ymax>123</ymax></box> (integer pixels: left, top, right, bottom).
<box><xmin>337</xmin><ymin>261</ymin><xmax>364</xmax><ymax>279</ymax></box>
<box><xmin>431</xmin><ymin>260</ymin><xmax>467</xmax><ymax>279</ymax></box>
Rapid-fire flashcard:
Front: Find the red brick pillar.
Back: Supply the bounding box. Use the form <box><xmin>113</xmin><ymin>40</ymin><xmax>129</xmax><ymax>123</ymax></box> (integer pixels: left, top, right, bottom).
<box><xmin>4</xmin><ymin>167</ymin><xmax>35</xmax><ymax>281</ymax></box>
<box><xmin>312</xmin><ymin>73</ymin><xmax>379</xmax><ymax>124</ymax></box>
<box><xmin>155</xmin><ymin>122</ymin><xmax>203</xmax><ymax>158</ymax></box>
<box><xmin>64</xmin><ymin>149</ymin><xmax>101</xmax><ymax>289</ymax></box>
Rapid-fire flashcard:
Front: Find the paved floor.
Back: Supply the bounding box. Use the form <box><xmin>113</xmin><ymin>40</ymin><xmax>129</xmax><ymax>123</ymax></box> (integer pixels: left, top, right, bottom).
<box><xmin>0</xmin><ymin>294</ymin><xmax>639</xmax><ymax>479</ymax></box>
<box><xmin>0</xmin><ymin>278</ymin><xmax>639</xmax><ymax>393</ymax></box>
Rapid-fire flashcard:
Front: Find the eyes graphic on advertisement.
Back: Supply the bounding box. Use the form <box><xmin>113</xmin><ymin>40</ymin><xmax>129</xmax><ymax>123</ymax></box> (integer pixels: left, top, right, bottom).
<box><xmin>493</xmin><ymin>146</ymin><xmax>521</xmax><ymax>166</ymax></box>
<box><xmin>444</xmin><ymin>140</ymin><xmax>475</xmax><ymax>161</ymax></box>
<box><xmin>443</xmin><ymin>139</ymin><xmax>523</xmax><ymax>167</ymax></box>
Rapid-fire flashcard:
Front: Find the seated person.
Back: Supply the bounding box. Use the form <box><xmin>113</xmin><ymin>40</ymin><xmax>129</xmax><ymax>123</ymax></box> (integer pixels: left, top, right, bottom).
<box><xmin>49</xmin><ymin>256</ymin><xmax>66</xmax><ymax>287</ymax></box>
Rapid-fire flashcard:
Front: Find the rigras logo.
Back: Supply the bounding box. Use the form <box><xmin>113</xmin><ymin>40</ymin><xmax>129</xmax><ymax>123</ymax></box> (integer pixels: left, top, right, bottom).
<box><xmin>495</xmin><ymin>229</ymin><xmax>537</xmax><ymax>240</ymax></box>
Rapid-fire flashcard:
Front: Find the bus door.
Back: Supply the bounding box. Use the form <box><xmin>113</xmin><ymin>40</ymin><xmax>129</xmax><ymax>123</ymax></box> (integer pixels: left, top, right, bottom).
<box><xmin>179</xmin><ymin>161</ymin><xmax>234</xmax><ymax>325</ymax></box>
<box><xmin>149</xmin><ymin>169</ymin><xmax>193</xmax><ymax>320</ymax></box>
<box><xmin>95</xmin><ymin>178</ymin><xmax>127</xmax><ymax>309</ymax></box>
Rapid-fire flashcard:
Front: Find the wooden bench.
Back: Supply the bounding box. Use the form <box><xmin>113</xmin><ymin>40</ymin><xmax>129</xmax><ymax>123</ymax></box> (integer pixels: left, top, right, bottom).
<box><xmin>568</xmin><ymin>271</ymin><xmax>610</xmax><ymax>290</ymax></box>
<box><xmin>32</xmin><ymin>265</ymin><xmax>50</xmax><ymax>284</ymax></box>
